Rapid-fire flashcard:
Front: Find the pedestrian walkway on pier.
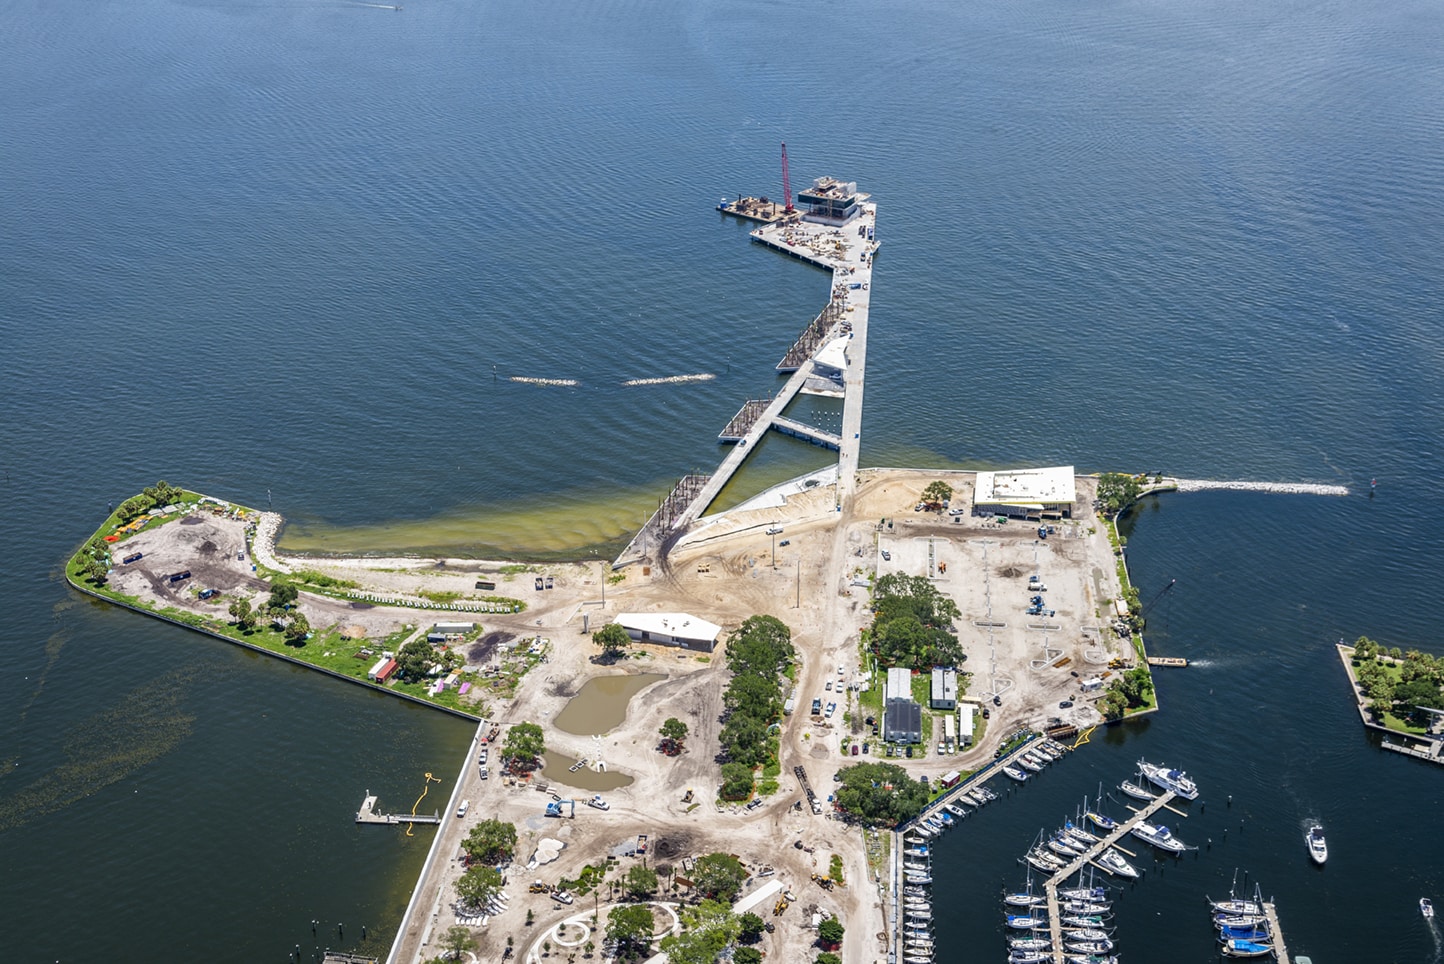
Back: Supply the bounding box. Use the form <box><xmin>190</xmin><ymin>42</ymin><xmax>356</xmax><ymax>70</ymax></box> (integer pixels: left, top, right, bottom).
<box><xmin>772</xmin><ymin>415</ymin><xmax>842</xmax><ymax>450</ymax></box>
<box><xmin>1043</xmin><ymin>790</ymin><xmax>1180</xmax><ymax>964</ymax></box>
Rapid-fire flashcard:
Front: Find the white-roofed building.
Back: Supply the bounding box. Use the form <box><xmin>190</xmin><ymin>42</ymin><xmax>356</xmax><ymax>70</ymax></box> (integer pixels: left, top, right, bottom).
<box><xmin>885</xmin><ymin>667</ymin><xmax>913</xmax><ymax>703</ymax></box>
<box><xmin>613</xmin><ymin>612</ymin><xmax>723</xmax><ymax>653</ymax></box>
<box><xmin>811</xmin><ymin>335</ymin><xmax>850</xmax><ymax>384</ymax></box>
<box><xmin>972</xmin><ymin>465</ymin><xmax>1077</xmax><ymax>520</ymax></box>
<box><xmin>930</xmin><ymin>667</ymin><xmax>958</xmax><ymax>709</ymax></box>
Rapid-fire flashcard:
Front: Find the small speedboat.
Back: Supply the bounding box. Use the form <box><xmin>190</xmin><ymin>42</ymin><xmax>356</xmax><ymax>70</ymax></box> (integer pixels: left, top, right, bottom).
<box><xmin>1221</xmin><ymin>938</ymin><xmax>1274</xmax><ymax>958</ymax></box>
<box><xmin>1084</xmin><ymin>810</ymin><xmax>1117</xmax><ymax>832</ymax></box>
<box><xmin>1306</xmin><ymin>824</ymin><xmax>1328</xmax><ymax>865</ymax></box>
<box><xmin>1131</xmin><ymin>822</ymin><xmax>1188</xmax><ymax>853</ymax></box>
<box><xmin>1422</xmin><ymin>898</ymin><xmax>1435</xmax><ymax>919</ymax></box>
<box><xmin>1005</xmin><ymin>765</ymin><xmax>1030</xmax><ymax>782</ymax></box>
<box><xmin>1118</xmin><ymin>778</ymin><xmax>1155</xmax><ymax>801</ymax></box>
<box><xmin>1095</xmin><ymin>848</ymin><xmax>1139</xmax><ymax>878</ymax></box>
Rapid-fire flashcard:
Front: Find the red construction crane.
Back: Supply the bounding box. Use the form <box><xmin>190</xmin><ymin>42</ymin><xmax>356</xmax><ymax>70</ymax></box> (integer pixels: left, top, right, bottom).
<box><xmin>780</xmin><ymin>142</ymin><xmax>794</xmax><ymax>213</ymax></box>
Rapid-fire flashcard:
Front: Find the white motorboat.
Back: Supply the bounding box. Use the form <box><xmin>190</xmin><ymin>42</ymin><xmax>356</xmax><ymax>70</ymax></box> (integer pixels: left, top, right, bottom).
<box><xmin>1131</xmin><ymin>821</ymin><xmax>1188</xmax><ymax>853</ymax></box>
<box><xmin>1005</xmin><ymin>765</ymin><xmax>1030</xmax><ymax>782</ymax></box>
<box><xmin>1137</xmin><ymin>759</ymin><xmax>1200</xmax><ymax>800</ymax></box>
<box><xmin>1095</xmin><ymin>848</ymin><xmax>1139</xmax><ymax>878</ymax></box>
<box><xmin>1305</xmin><ymin>824</ymin><xmax>1328</xmax><ymax>865</ymax></box>
<box><xmin>1422</xmin><ymin>898</ymin><xmax>1435</xmax><ymax>919</ymax></box>
<box><xmin>1018</xmin><ymin>755</ymin><xmax>1044</xmax><ymax>773</ymax></box>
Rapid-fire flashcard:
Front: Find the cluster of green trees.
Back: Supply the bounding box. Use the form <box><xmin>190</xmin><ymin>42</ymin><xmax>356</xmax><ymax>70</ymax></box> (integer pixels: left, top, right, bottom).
<box><xmin>502</xmin><ymin>722</ymin><xmax>546</xmax><ymax>771</ymax></box>
<box><xmin>1352</xmin><ymin>636</ymin><xmax>1444</xmax><ymax>728</ymax></box>
<box><xmin>658</xmin><ymin>717</ymin><xmax>688</xmax><ymax>755</ymax></box>
<box><xmin>594</xmin><ymin>621</ymin><xmax>631</xmax><ymax>660</ymax></box>
<box><xmin>225</xmin><ymin>581</ymin><xmax>311</xmax><ymax>643</ymax></box>
<box><xmin>1096</xmin><ymin>472</ymin><xmax>1143</xmax><ymax>515</ymax></box>
<box><xmin>1098</xmin><ymin>666</ymin><xmax>1154</xmax><ymax>720</ymax></box>
<box><xmin>394</xmin><ymin>636</ymin><xmax>463</xmax><ymax>683</ymax></box>
<box><xmin>462</xmin><ymin>818</ymin><xmax>517</xmax><ymax>864</ymax></box>
<box><xmin>606</xmin><ymin>902</ymin><xmax>658</xmax><ymax>960</ymax></box>
<box><xmin>817</xmin><ymin>917</ymin><xmax>845</xmax><ymax>951</ymax></box>
<box><xmin>831</xmin><ymin>762</ymin><xmax>929</xmax><ymax>827</ymax></box>
<box><xmin>657</xmin><ymin>899</ymin><xmax>742</xmax><ymax>964</ymax></box>
<box><xmin>717</xmin><ymin>616</ymin><xmax>794</xmax><ymax>799</ymax></box>
<box><xmin>75</xmin><ymin>537</ymin><xmax>112</xmax><ymax>584</ymax></box>
<box><xmin>920</xmin><ymin>480</ymin><xmax>953</xmax><ymax>507</ymax></box>
<box><xmin>870</xmin><ymin>573</ymin><xmax>963</xmax><ymax>670</ymax></box>
<box><xmin>115</xmin><ymin>480</ymin><xmax>187</xmax><ymax>524</ymax></box>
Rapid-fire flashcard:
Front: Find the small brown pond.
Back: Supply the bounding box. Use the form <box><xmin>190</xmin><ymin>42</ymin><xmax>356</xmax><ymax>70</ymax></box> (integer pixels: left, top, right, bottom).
<box><xmin>553</xmin><ymin>672</ymin><xmax>667</xmax><ymax>735</ymax></box>
<box><xmin>540</xmin><ymin>751</ymin><xmax>634</xmax><ymax>791</ymax></box>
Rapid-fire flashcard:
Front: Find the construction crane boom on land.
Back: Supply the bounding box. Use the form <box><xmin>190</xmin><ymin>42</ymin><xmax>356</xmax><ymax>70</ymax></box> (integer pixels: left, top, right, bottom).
<box><xmin>781</xmin><ymin>142</ymin><xmax>794</xmax><ymax>213</ymax></box>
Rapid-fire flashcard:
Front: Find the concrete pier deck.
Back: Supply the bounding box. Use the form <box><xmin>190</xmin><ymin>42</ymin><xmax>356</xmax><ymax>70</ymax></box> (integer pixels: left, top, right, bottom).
<box><xmin>687</xmin><ymin>204</ymin><xmax>877</xmax><ymax>522</ymax></box>
<box><xmin>356</xmin><ymin>793</ymin><xmax>442</xmax><ymax>826</ymax></box>
<box><xmin>613</xmin><ymin>194</ymin><xmax>879</xmax><ymax>566</ymax></box>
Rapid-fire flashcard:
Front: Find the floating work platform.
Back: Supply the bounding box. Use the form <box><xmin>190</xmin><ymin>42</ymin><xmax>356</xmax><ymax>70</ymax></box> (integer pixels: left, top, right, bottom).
<box><xmin>719</xmin><ymin>399</ymin><xmax>769</xmax><ymax>442</ymax></box>
<box><xmin>355</xmin><ymin>793</ymin><xmax>441</xmax><ymax>826</ymax></box>
<box><xmin>1146</xmin><ymin>656</ymin><xmax>1189</xmax><ymax>667</ymax></box>
<box><xmin>1382</xmin><ymin>738</ymin><xmax>1444</xmax><ymax>764</ymax></box>
<box><xmin>717</xmin><ymin>195</ymin><xmax>796</xmax><ymax>224</ymax></box>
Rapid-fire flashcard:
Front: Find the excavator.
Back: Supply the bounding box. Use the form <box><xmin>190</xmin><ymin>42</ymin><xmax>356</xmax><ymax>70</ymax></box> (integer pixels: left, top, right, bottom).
<box><xmin>544</xmin><ymin>799</ymin><xmax>575</xmax><ymax>818</ymax></box>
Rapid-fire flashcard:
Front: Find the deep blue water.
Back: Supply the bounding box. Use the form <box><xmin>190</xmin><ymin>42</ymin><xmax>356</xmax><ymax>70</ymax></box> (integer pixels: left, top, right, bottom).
<box><xmin>3</xmin><ymin>0</ymin><xmax>1443</xmax><ymax>959</ymax></box>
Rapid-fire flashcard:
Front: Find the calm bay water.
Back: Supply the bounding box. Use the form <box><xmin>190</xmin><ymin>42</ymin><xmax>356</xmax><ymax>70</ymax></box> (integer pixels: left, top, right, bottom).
<box><xmin>3</xmin><ymin>0</ymin><xmax>1442</xmax><ymax>959</ymax></box>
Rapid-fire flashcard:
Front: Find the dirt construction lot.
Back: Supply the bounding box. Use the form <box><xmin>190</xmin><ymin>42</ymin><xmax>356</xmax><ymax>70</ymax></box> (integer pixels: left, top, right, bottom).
<box><xmin>101</xmin><ymin>470</ymin><xmax>1128</xmax><ymax>964</ymax></box>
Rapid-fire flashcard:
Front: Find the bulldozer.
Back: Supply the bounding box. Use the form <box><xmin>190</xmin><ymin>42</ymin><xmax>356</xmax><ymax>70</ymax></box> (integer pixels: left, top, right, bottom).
<box><xmin>682</xmin><ymin>788</ymin><xmax>694</xmax><ymax>804</ymax></box>
<box><xmin>773</xmin><ymin>894</ymin><xmax>790</xmax><ymax>916</ymax></box>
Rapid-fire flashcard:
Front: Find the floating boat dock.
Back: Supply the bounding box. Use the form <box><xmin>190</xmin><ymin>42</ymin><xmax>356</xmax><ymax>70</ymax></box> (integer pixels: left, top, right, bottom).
<box><xmin>355</xmin><ymin>793</ymin><xmax>441</xmax><ymax>826</ymax></box>
<box><xmin>1262</xmin><ymin>900</ymin><xmax>1291</xmax><ymax>964</ymax></box>
<box><xmin>1146</xmin><ymin>656</ymin><xmax>1188</xmax><ymax>667</ymax></box>
<box><xmin>1041</xmin><ymin>790</ymin><xmax>1180</xmax><ymax>963</ymax></box>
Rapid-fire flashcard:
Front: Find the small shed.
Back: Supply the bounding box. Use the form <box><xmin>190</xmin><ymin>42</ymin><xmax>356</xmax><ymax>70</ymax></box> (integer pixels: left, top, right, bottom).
<box><xmin>1080</xmin><ymin>676</ymin><xmax>1104</xmax><ymax>692</ymax></box>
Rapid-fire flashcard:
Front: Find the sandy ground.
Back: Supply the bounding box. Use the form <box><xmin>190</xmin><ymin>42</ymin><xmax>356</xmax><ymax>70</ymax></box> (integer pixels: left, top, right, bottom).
<box><xmin>105</xmin><ymin>469</ymin><xmax>1127</xmax><ymax>964</ymax></box>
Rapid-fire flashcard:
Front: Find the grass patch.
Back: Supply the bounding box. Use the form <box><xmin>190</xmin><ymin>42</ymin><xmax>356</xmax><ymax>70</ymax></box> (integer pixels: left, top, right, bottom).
<box><xmin>293</xmin><ymin>569</ymin><xmax>360</xmax><ymax>590</ymax></box>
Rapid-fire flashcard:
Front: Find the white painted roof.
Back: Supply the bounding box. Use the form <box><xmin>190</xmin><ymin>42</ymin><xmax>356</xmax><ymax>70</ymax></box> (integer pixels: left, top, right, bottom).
<box><xmin>973</xmin><ymin>465</ymin><xmax>1076</xmax><ymax>508</ymax></box>
<box><xmin>812</xmin><ymin>335</ymin><xmax>850</xmax><ymax>375</ymax></box>
<box><xmin>615</xmin><ymin>612</ymin><xmax>721</xmax><ymax>642</ymax></box>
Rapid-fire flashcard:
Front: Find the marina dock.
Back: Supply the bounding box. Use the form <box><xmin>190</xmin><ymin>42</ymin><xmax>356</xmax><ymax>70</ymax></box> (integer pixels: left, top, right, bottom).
<box><xmin>356</xmin><ymin>793</ymin><xmax>441</xmax><ymax>826</ymax></box>
<box><xmin>1041</xmin><ymin>790</ymin><xmax>1179</xmax><ymax>964</ymax></box>
<box><xmin>1262</xmin><ymin>900</ymin><xmax>1291</xmax><ymax>964</ymax></box>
